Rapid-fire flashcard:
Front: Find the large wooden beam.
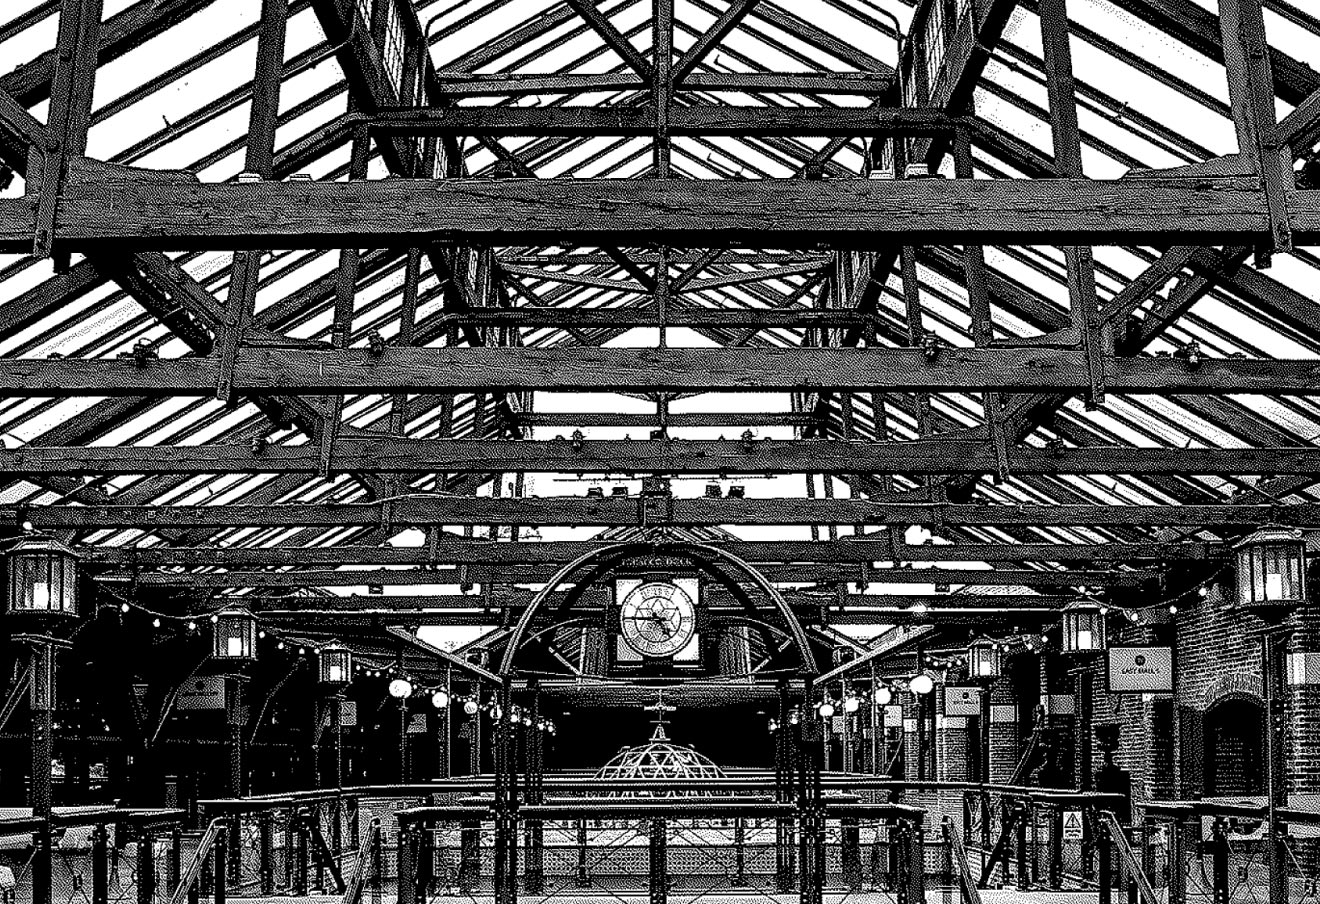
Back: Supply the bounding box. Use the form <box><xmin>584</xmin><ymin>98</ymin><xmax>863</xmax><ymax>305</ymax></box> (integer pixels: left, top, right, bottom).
<box><xmin>364</xmin><ymin>105</ymin><xmax>964</xmax><ymax>137</ymax></box>
<box><xmin>0</xmin><ymin>438</ymin><xmax>1316</xmax><ymax>476</ymax></box>
<box><xmin>429</xmin><ymin>307</ymin><xmax>864</xmax><ymax>328</ymax></box>
<box><xmin>428</xmin><ymin>71</ymin><xmax>893</xmax><ymax>97</ymax></box>
<box><xmin>14</xmin><ymin>498</ymin><xmax>1320</xmax><ymax>529</ymax></box>
<box><xmin>77</xmin><ymin>538</ymin><xmax>1215</xmax><ymax>566</ymax></box>
<box><xmin>96</xmin><ymin>564</ymin><xmax>1147</xmax><ymax>588</ymax></box>
<box><xmin>241</xmin><ymin>600</ymin><xmax>1059</xmax><ymax>627</ymax></box>
<box><xmin>4</xmin><ymin>167</ymin><xmax>1311</xmax><ymax>250</ymax></box>
<box><xmin>0</xmin><ymin>347</ymin><xmax>1316</xmax><ymax>396</ymax></box>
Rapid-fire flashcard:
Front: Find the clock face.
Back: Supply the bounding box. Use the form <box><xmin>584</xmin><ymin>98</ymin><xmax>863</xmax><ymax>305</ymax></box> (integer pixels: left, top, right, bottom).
<box><xmin>619</xmin><ymin>581</ymin><xmax>697</xmax><ymax>658</ymax></box>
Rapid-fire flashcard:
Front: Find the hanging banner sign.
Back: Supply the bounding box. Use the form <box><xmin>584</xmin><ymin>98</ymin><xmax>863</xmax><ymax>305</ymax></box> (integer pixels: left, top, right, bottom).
<box><xmin>175</xmin><ymin>677</ymin><xmax>226</xmax><ymax>711</ymax></box>
<box><xmin>1107</xmin><ymin>646</ymin><xmax>1174</xmax><ymax>693</ymax></box>
<box><xmin>944</xmin><ymin>686</ymin><xmax>982</xmax><ymax>717</ymax></box>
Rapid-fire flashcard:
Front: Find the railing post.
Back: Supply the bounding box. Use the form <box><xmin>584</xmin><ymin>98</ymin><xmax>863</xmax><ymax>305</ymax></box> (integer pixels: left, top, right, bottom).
<box><xmin>31</xmin><ymin>822</ymin><xmax>52</xmax><ymax>904</ymax></box>
<box><xmin>415</xmin><ymin>819</ymin><xmax>433</xmax><ymax>902</ymax></box>
<box><xmin>213</xmin><ymin>825</ymin><xmax>228</xmax><ymax>904</ymax></box>
<box><xmin>1049</xmin><ymin>805</ymin><xmax>1064</xmax><ymax>890</ymax></box>
<box><xmin>522</xmin><ymin>816</ymin><xmax>542</xmax><ymax>893</ymax></box>
<box><xmin>942</xmin><ymin>818</ymin><xmax>955</xmax><ymax>904</ymax></box>
<box><xmin>1168</xmin><ymin>815</ymin><xmax>1186</xmax><ymax>904</ymax></box>
<box><xmin>733</xmin><ymin>817</ymin><xmax>748</xmax><ymax>887</ymax></box>
<box><xmin>296</xmin><ymin>809</ymin><xmax>310</xmax><ymax>897</ymax></box>
<box><xmin>909</xmin><ymin>817</ymin><xmax>927</xmax><ymax>904</ymax></box>
<box><xmin>332</xmin><ymin>796</ymin><xmax>344</xmax><ymax>862</ymax></box>
<box><xmin>895</xmin><ymin>820</ymin><xmax>911</xmax><ymax>904</ymax></box>
<box><xmin>869</xmin><ymin>821</ymin><xmax>888</xmax><ymax>891</ymax></box>
<box><xmin>170</xmin><ymin>824</ymin><xmax>183</xmax><ymax>893</ymax></box>
<box><xmin>459</xmin><ymin>818</ymin><xmax>481</xmax><ymax>893</ymax></box>
<box><xmin>313</xmin><ymin>804</ymin><xmax>326</xmax><ymax>893</ymax></box>
<box><xmin>1210</xmin><ymin>817</ymin><xmax>1229</xmax><ymax>904</ymax></box>
<box><xmin>396</xmin><ymin>821</ymin><xmax>416</xmax><ymax>904</ymax></box>
<box><xmin>843</xmin><ymin>815</ymin><xmax>862</xmax><ymax>892</ymax></box>
<box><xmin>258</xmin><ymin>810</ymin><xmax>274</xmax><ymax>894</ymax></box>
<box><xmin>137</xmin><ymin>830</ymin><xmax>156</xmax><ymax>904</ymax></box>
<box><xmin>226</xmin><ymin>813</ymin><xmax>240</xmax><ymax>891</ymax></box>
<box><xmin>350</xmin><ymin>797</ymin><xmax>360</xmax><ymax>850</ymax></box>
<box><xmin>649</xmin><ymin>817</ymin><xmax>667</xmax><ymax>904</ymax></box>
<box><xmin>1097</xmin><ymin>814</ymin><xmax>1112</xmax><ymax>904</ymax></box>
<box><xmin>370</xmin><ymin>822</ymin><xmax>383</xmax><ymax>904</ymax></box>
<box><xmin>574</xmin><ymin>819</ymin><xmax>589</xmax><ymax>887</ymax></box>
<box><xmin>1014</xmin><ymin>802</ymin><xmax>1029</xmax><ymax>890</ymax></box>
<box><xmin>91</xmin><ymin>822</ymin><xmax>109</xmax><ymax>904</ymax></box>
<box><xmin>282</xmin><ymin>807</ymin><xmax>295</xmax><ymax>890</ymax></box>
<box><xmin>776</xmin><ymin>812</ymin><xmax>797</xmax><ymax>892</ymax></box>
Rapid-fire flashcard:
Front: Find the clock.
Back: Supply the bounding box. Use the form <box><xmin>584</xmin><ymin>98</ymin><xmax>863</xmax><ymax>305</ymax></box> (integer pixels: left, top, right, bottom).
<box><xmin>618</xmin><ymin>581</ymin><xmax>697</xmax><ymax>658</ymax></box>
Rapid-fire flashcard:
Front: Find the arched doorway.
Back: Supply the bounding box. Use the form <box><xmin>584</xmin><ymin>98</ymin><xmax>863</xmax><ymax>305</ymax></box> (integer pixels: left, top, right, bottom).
<box><xmin>1204</xmin><ymin>696</ymin><xmax>1264</xmax><ymax>796</ymax></box>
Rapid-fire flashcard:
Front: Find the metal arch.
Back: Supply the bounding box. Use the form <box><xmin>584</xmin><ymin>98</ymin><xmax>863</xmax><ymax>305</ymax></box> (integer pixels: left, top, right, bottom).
<box><xmin>496</xmin><ymin>540</ymin><xmax>818</xmax><ymax>677</ymax></box>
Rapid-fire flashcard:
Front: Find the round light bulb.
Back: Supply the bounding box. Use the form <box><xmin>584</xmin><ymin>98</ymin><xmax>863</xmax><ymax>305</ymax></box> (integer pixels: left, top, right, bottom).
<box><xmin>817</xmin><ymin>702</ymin><xmax>835</xmax><ymax>718</ymax></box>
<box><xmin>152</xmin><ymin>618</ymin><xmax>161</xmax><ymax>628</ymax></box>
<box><xmin>874</xmin><ymin>687</ymin><xmax>892</xmax><ymax>706</ymax></box>
<box><xmin>431</xmin><ymin>691</ymin><xmax>450</xmax><ymax>709</ymax></box>
<box><xmin>388</xmin><ymin>678</ymin><xmax>413</xmax><ymax>699</ymax></box>
<box><xmin>120</xmin><ymin>603</ymin><xmax>130</xmax><ymax>614</ymax></box>
<box><xmin>909</xmin><ymin>673</ymin><xmax>935</xmax><ymax>695</ymax></box>
<box><xmin>844</xmin><ymin>695</ymin><xmax>861</xmax><ymax>713</ymax></box>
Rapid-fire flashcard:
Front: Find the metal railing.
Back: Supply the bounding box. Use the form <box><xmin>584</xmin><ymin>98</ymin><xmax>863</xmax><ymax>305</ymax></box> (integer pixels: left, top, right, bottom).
<box><xmin>1</xmin><ymin>808</ymin><xmax>188</xmax><ymax>904</ymax></box>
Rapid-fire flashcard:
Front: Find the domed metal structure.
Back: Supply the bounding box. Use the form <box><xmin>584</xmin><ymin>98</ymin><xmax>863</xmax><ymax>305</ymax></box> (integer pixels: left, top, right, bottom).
<box><xmin>594</xmin><ymin>694</ymin><xmax>725</xmax><ymax>795</ymax></box>
<box><xmin>595</xmin><ymin>723</ymin><xmax>726</xmax><ymax>794</ymax></box>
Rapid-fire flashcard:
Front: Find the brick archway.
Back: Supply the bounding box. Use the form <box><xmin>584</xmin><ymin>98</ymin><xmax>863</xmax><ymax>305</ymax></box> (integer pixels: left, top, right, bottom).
<box><xmin>1200</xmin><ymin>673</ymin><xmax>1263</xmax><ymax>711</ymax></box>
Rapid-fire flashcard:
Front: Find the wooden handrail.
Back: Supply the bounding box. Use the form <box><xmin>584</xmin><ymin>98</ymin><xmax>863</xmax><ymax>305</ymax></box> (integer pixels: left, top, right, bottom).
<box><xmin>168</xmin><ymin>818</ymin><xmax>225</xmax><ymax>904</ymax></box>
<box><xmin>340</xmin><ymin>818</ymin><xmax>380</xmax><ymax>904</ymax></box>
<box><xmin>1099</xmin><ymin>811</ymin><xmax>1160</xmax><ymax>904</ymax></box>
<box><xmin>943</xmin><ymin>819</ymin><xmax>984</xmax><ymax>904</ymax></box>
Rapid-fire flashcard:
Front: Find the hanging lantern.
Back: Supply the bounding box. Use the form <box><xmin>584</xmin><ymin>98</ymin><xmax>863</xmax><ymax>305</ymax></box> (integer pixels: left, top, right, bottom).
<box><xmin>388</xmin><ymin>677</ymin><xmax>413</xmax><ymax>699</ymax></box>
<box><xmin>6</xmin><ymin>537</ymin><xmax>79</xmax><ymax>619</ymax></box>
<box><xmin>319</xmin><ymin>643</ymin><xmax>352</xmax><ymax>687</ymax></box>
<box><xmin>431</xmin><ymin>690</ymin><xmax>450</xmax><ymax>709</ymax></box>
<box><xmin>463</xmin><ymin>699</ymin><xmax>479</xmax><ymax>716</ymax></box>
<box><xmin>968</xmin><ymin>638</ymin><xmax>1003</xmax><ymax>679</ymax></box>
<box><xmin>1235</xmin><ymin>527</ymin><xmax>1307</xmax><ymax>621</ymax></box>
<box><xmin>873</xmin><ymin>686</ymin><xmax>893</xmax><ymax>706</ymax></box>
<box><xmin>817</xmin><ymin>701</ymin><xmax>835</xmax><ymax>718</ymax></box>
<box><xmin>843</xmin><ymin>695</ymin><xmax>861</xmax><ymax>713</ymax></box>
<box><xmin>908</xmin><ymin>672</ymin><xmax>935</xmax><ymax>695</ymax></box>
<box><xmin>1061</xmin><ymin>601</ymin><xmax>1107</xmax><ymax>654</ymax></box>
<box><xmin>212</xmin><ymin>607</ymin><xmax>257</xmax><ymax>662</ymax></box>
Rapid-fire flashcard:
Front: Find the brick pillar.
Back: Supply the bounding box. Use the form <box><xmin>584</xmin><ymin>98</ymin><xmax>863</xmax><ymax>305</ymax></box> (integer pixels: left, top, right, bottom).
<box><xmin>937</xmin><ymin>682</ymin><xmax>973</xmax><ymax>822</ymax></box>
<box><xmin>902</xmin><ymin>691</ymin><xmax>923</xmax><ymax>783</ymax></box>
<box><xmin>1285</xmin><ymin>600</ymin><xmax>1320</xmax><ymax>871</ymax></box>
<box><xmin>1039</xmin><ymin>652</ymin><xmax>1076</xmax><ymax>788</ymax></box>
<box><xmin>988</xmin><ymin>675</ymin><xmax>1022</xmax><ymax>784</ymax></box>
<box><xmin>1286</xmin><ymin>601</ymin><xmax>1320</xmax><ymax>796</ymax></box>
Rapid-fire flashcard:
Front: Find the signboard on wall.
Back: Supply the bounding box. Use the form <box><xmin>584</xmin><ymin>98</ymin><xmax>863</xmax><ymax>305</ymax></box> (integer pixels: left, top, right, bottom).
<box><xmin>176</xmin><ymin>677</ymin><xmax>226</xmax><ymax>710</ymax></box>
<box><xmin>1107</xmin><ymin>646</ymin><xmax>1174</xmax><ymax>693</ymax></box>
<box><xmin>944</xmin><ymin>686</ymin><xmax>982</xmax><ymax>717</ymax></box>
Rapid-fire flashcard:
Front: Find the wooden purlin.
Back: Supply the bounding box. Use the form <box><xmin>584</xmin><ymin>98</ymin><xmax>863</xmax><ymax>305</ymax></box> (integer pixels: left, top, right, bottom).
<box><xmin>0</xmin><ymin>347</ymin><xmax>1317</xmax><ymax>395</ymax></box>
<box><xmin>76</xmin><ymin>539</ymin><xmax>1216</xmax><ymax>567</ymax></box>
<box><xmin>14</xmin><ymin>499</ymin><xmax>1320</xmax><ymax>530</ymax></box>
<box><xmin>4</xmin><ymin>172</ymin><xmax>1315</xmax><ymax>249</ymax></box>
